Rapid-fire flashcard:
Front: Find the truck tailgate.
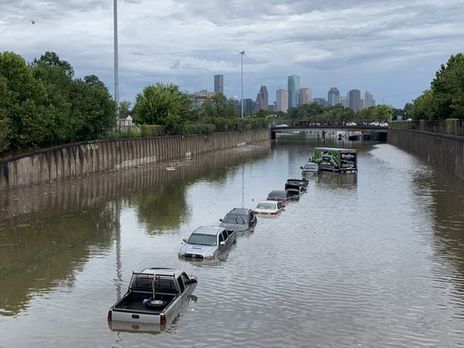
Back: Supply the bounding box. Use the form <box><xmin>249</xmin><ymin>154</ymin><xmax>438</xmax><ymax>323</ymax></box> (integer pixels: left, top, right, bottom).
<box><xmin>111</xmin><ymin>309</ymin><xmax>161</xmax><ymax>324</ymax></box>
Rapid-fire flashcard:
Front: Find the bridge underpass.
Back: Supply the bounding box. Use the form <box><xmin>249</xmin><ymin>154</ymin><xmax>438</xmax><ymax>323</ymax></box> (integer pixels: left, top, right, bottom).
<box><xmin>271</xmin><ymin>126</ymin><xmax>388</xmax><ymax>142</ymax></box>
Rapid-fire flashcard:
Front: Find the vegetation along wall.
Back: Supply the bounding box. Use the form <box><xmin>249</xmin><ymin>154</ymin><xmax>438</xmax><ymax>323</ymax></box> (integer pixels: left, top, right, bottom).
<box><xmin>0</xmin><ymin>129</ymin><xmax>270</xmax><ymax>190</ymax></box>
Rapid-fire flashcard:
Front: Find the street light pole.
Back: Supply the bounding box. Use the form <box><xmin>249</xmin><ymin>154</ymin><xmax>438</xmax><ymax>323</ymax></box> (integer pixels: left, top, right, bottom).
<box><xmin>114</xmin><ymin>0</ymin><xmax>119</xmax><ymax>114</ymax></box>
<box><xmin>240</xmin><ymin>51</ymin><xmax>245</xmax><ymax>118</ymax></box>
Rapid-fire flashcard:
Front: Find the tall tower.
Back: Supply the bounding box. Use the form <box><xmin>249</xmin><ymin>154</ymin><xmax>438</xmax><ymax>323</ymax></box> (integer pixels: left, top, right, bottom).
<box><xmin>364</xmin><ymin>90</ymin><xmax>375</xmax><ymax>108</ymax></box>
<box><xmin>299</xmin><ymin>88</ymin><xmax>311</xmax><ymax>105</ymax></box>
<box><xmin>328</xmin><ymin>87</ymin><xmax>340</xmax><ymax>106</ymax></box>
<box><xmin>348</xmin><ymin>89</ymin><xmax>362</xmax><ymax>111</ymax></box>
<box><xmin>276</xmin><ymin>89</ymin><xmax>288</xmax><ymax>112</ymax></box>
<box><xmin>256</xmin><ymin>85</ymin><xmax>269</xmax><ymax>110</ymax></box>
<box><xmin>214</xmin><ymin>74</ymin><xmax>224</xmax><ymax>94</ymax></box>
<box><xmin>287</xmin><ymin>75</ymin><xmax>300</xmax><ymax>108</ymax></box>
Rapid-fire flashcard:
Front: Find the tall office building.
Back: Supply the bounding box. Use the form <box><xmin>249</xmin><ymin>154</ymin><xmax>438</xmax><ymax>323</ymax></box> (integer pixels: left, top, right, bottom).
<box><xmin>256</xmin><ymin>85</ymin><xmax>268</xmax><ymax>111</ymax></box>
<box><xmin>364</xmin><ymin>90</ymin><xmax>375</xmax><ymax>108</ymax></box>
<box><xmin>214</xmin><ymin>74</ymin><xmax>224</xmax><ymax>94</ymax></box>
<box><xmin>276</xmin><ymin>89</ymin><xmax>288</xmax><ymax>112</ymax></box>
<box><xmin>299</xmin><ymin>88</ymin><xmax>312</xmax><ymax>105</ymax></box>
<box><xmin>348</xmin><ymin>89</ymin><xmax>362</xmax><ymax>111</ymax></box>
<box><xmin>328</xmin><ymin>87</ymin><xmax>340</xmax><ymax>106</ymax></box>
<box><xmin>243</xmin><ymin>98</ymin><xmax>255</xmax><ymax>115</ymax></box>
<box><xmin>340</xmin><ymin>96</ymin><xmax>349</xmax><ymax>108</ymax></box>
<box><xmin>288</xmin><ymin>75</ymin><xmax>300</xmax><ymax>108</ymax></box>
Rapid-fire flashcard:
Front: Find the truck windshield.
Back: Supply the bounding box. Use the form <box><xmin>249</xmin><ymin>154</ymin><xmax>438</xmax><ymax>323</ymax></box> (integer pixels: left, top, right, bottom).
<box><xmin>187</xmin><ymin>233</ymin><xmax>217</xmax><ymax>246</ymax></box>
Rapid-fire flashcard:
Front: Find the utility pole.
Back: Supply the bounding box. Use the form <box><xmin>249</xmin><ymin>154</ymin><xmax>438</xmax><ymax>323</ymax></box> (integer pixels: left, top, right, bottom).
<box><xmin>240</xmin><ymin>51</ymin><xmax>245</xmax><ymax>118</ymax></box>
<box><xmin>114</xmin><ymin>0</ymin><xmax>119</xmax><ymax>116</ymax></box>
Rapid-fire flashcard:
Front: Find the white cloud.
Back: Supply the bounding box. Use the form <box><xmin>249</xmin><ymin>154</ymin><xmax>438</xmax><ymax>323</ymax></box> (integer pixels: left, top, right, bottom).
<box><xmin>0</xmin><ymin>0</ymin><xmax>463</xmax><ymax>106</ymax></box>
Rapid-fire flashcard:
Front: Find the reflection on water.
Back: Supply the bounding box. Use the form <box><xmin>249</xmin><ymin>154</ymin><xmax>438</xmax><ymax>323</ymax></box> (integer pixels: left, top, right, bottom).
<box><xmin>0</xmin><ymin>144</ymin><xmax>270</xmax><ymax>318</ymax></box>
<box><xmin>1</xmin><ymin>140</ymin><xmax>464</xmax><ymax>347</ymax></box>
<box><xmin>315</xmin><ymin>172</ymin><xmax>358</xmax><ymax>188</ymax></box>
<box><xmin>0</xmin><ymin>201</ymin><xmax>119</xmax><ymax>316</ymax></box>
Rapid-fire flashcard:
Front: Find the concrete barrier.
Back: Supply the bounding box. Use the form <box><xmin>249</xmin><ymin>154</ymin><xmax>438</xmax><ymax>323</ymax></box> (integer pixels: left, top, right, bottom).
<box><xmin>0</xmin><ymin>129</ymin><xmax>270</xmax><ymax>190</ymax></box>
<box><xmin>388</xmin><ymin>127</ymin><xmax>464</xmax><ymax>179</ymax></box>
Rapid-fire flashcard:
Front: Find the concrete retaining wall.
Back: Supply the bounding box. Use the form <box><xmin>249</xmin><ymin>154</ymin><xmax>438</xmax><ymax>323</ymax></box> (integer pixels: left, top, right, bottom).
<box><xmin>0</xmin><ymin>129</ymin><xmax>270</xmax><ymax>190</ymax></box>
<box><xmin>388</xmin><ymin>127</ymin><xmax>464</xmax><ymax>179</ymax></box>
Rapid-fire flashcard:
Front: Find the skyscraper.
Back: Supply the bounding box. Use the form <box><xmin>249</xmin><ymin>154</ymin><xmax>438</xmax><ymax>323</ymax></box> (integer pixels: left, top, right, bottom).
<box><xmin>288</xmin><ymin>75</ymin><xmax>300</xmax><ymax>108</ymax></box>
<box><xmin>340</xmin><ymin>96</ymin><xmax>349</xmax><ymax>107</ymax></box>
<box><xmin>328</xmin><ymin>87</ymin><xmax>340</xmax><ymax>106</ymax></box>
<box><xmin>214</xmin><ymin>74</ymin><xmax>223</xmax><ymax>94</ymax></box>
<box><xmin>243</xmin><ymin>98</ymin><xmax>255</xmax><ymax>115</ymax></box>
<box><xmin>348</xmin><ymin>89</ymin><xmax>362</xmax><ymax>111</ymax></box>
<box><xmin>276</xmin><ymin>89</ymin><xmax>288</xmax><ymax>112</ymax></box>
<box><xmin>256</xmin><ymin>85</ymin><xmax>268</xmax><ymax>111</ymax></box>
<box><xmin>364</xmin><ymin>90</ymin><xmax>375</xmax><ymax>108</ymax></box>
<box><xmin>299</xmin><ymin>88</ymin><xmax>312</xmax><ymax>105</ymax></box>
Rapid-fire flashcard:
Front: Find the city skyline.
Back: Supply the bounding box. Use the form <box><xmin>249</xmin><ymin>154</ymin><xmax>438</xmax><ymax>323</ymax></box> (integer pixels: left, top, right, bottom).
<box><xmin>211</xmin><ymin>74</ymin><xmax>378</xmax><ymax>112</ymax></box>
<box><xmin>2</xmin><ymin>1</ymin><xmax>463</xmax><ymax>108</ymax></box>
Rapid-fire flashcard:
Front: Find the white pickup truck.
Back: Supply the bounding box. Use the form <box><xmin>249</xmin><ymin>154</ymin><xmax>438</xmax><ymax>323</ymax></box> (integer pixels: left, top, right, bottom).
<box><xmin>107</xmin><ymin>267</ymin><xmax>197</xmax><ymax>327</ymax></box>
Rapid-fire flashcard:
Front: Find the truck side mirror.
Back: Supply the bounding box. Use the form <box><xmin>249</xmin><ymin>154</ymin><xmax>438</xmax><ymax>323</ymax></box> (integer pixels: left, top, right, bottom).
<box><xmin>182</xmin><ymin>238</ymin><xmax>187</xmax><ymax>243</ymax></box>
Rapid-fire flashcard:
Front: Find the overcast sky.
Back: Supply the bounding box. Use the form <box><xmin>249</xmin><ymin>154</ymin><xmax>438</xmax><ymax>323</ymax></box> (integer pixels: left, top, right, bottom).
<box><xmin>1</xmin><ymin>0</ymin><xmax>463</xmax><ymax>107</ymax></box>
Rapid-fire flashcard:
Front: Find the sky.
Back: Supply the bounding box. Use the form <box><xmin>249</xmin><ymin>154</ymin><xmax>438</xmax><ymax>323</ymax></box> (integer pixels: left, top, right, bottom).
<box><xmin>1</xmin><ymin>0</ymin><xmax>463</xmax><ymax>108</ymax></box>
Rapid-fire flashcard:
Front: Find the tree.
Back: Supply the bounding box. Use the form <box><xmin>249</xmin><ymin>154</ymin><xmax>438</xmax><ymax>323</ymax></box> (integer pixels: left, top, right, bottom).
<box><xmin>118</xmin><ymin>101</ymin><xmax>132</xmax><ymax>118</ymax></box>
<box><xmin>321</xmin><ymin>104</ymin><xmax>354</xmax><ymax>123</ymax></box>
<box><xmin>201</xmin><ymin>93</ymin><xmax>236</xmax><ymax>118</ymax></box>
<box><xmin>133</xmin><ymin>83</ymin><xmax>192</xmax><ymax>134</ymax></box>
<box><xmin>69</xmin><ymin>75</ymin><xmax>116</xmax><ymax>140</ymax></box>
<box><xmin>403</xmin><ymin>102</ymin><xmax>414</xmax><ymax>120</ymax></box>
<box><xmin>0</xmin><ymin>51</ymin><xmax>52</xmax><ymax>149</ymax></box>
<box><xmin>33</xmin><ymin>51</ymin><xmax>74</xmax><ymax>78</ymax></box>
<box><xmin>372</xmin><ymin>105</ymin><xmax>392</xmax><ymax>122</ymax></box>
<box><xmin>412</xmin><ymin>90</ymin><xmax>435</xmax><ymax>120</ymax></box>
<box><xmin>30</xmin><ymin>52</ymin><xmax>74</xmax><ymax>144</ymax></box>
<box><xmin>430</xmin><ymin>53</ymin><xmax>464</xmax><ymax>119</ymax></box>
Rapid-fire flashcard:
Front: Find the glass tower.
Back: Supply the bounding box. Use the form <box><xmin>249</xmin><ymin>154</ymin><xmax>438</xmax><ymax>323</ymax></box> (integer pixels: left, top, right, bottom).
<box><xmin>287</xmin><ymin>75</ymin><xmax>300</xmax><ymax>108</ymax></box>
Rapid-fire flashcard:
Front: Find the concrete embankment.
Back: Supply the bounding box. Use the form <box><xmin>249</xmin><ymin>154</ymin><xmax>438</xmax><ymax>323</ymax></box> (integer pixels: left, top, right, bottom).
<box><xmin>0</xmin><ymin>129</ymin><xmax>270</xmax><ymax>190</ymax></box>
<box><xmin>388</xmin><ymin>123</ymin><xmax>464</xmax><ymax>179</ymax></box>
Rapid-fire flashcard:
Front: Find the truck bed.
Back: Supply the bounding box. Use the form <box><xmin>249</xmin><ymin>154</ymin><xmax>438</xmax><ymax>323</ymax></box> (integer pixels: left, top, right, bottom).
<box><xmin>114</xmin><ymin>292</ymin><xmax>177</xmax><ymax>313</ymax></box>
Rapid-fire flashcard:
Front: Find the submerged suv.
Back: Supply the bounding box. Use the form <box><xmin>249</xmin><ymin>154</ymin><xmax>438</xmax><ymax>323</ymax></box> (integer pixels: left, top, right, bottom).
<box><xmin>178</xmin><ymin>225</ymin><xmax>236</xmax><ymax>260</ymax></box>
<box><xmin>219</xmin><ymin>208</ymin><xmax>257</xmax><ymax>233</ymax></box>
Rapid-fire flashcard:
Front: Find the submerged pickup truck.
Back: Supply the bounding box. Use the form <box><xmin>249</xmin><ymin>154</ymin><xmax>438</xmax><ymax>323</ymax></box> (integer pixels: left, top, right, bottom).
<box><xmin>107</xmin><ymin>267</ymin><xmax>197</xmax><ymax>327</ymax></box>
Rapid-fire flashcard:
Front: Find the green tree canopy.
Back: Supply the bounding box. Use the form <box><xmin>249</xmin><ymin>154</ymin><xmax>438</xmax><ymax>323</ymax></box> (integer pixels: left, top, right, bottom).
<box><xmin>0</xmin><ymin>51</ymin><xmax>116</xmax><ymax>155</ymax></box>
<box><xmin>430</xmin><ymin>53</ymin><xmax>464</xmax><ymax>119</ymax></box>
<box><xmin>410</xmin><ymin>53</ymin><xmax>464</xmax><ymax>120</ymax></box>
<box><xmin>133</xmin><ymin>83</ymin><xmax>192</xmax><ymax>134</ymax></box>
<box><xmin>201</xmin><ymin>93</ymin><xmax>237</xmax><ymax>118</ymax></box>
<box><xmin>0</xmin><ymin>51</ymin><xmax>53</xmax><ymax>149</ymax></box>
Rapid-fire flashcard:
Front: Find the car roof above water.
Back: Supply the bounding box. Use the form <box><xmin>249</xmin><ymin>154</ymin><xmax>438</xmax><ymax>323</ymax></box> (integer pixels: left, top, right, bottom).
<box><xmin>257</xmin><ymin>200</ymin><xmax>279</xmax><ymax>205</ymax></box>
<box><xmin>268</xmin><ymin>190</ymin><xmax>286</xmax><ymax>195</ymax></box>
<box><xmin>226</xmin><ymin>208</ymin><xmax>251</xmax><ymax>215</ymax></box>
<box><xmin>192</xmin><ymin>225</ymin><xmax>224</xmax><ymax>236</ymax></box>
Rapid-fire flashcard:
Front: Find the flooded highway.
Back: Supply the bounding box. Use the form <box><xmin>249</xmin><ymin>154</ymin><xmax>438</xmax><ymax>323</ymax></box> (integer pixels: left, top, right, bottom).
<box><xmin>1</xmin><ymin>139</ymin><xmax>464</xmax><ymax>347</ymax></box>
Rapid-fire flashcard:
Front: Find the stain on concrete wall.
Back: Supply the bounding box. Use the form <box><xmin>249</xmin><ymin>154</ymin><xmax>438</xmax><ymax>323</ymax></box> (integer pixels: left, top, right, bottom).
<box><xmin>0</xmin><ymin>130</ymin><xmax>270</xmax><ymax>190</ymax></box>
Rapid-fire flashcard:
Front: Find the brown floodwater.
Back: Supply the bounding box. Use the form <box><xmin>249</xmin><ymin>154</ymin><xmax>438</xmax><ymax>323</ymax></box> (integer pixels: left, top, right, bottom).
<box><xmin>0</xmin><ymin>140</ymin><xmax>464</xmax><ymax>347</ymax></box>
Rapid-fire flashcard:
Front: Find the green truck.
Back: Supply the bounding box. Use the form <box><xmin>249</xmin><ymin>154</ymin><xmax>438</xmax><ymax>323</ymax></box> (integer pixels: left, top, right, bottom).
<box><xmin>313</xmin><ymin>147</ymin><xmax>357</xmax><ymax>173</ymax></box>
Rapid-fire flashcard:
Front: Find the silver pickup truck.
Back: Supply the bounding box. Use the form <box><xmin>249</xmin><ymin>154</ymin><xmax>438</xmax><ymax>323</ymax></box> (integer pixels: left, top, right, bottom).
<box><xmin>107</xmin><ymin>267</ymin><xmax>197</xmax><ymax>327</ymax></box>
